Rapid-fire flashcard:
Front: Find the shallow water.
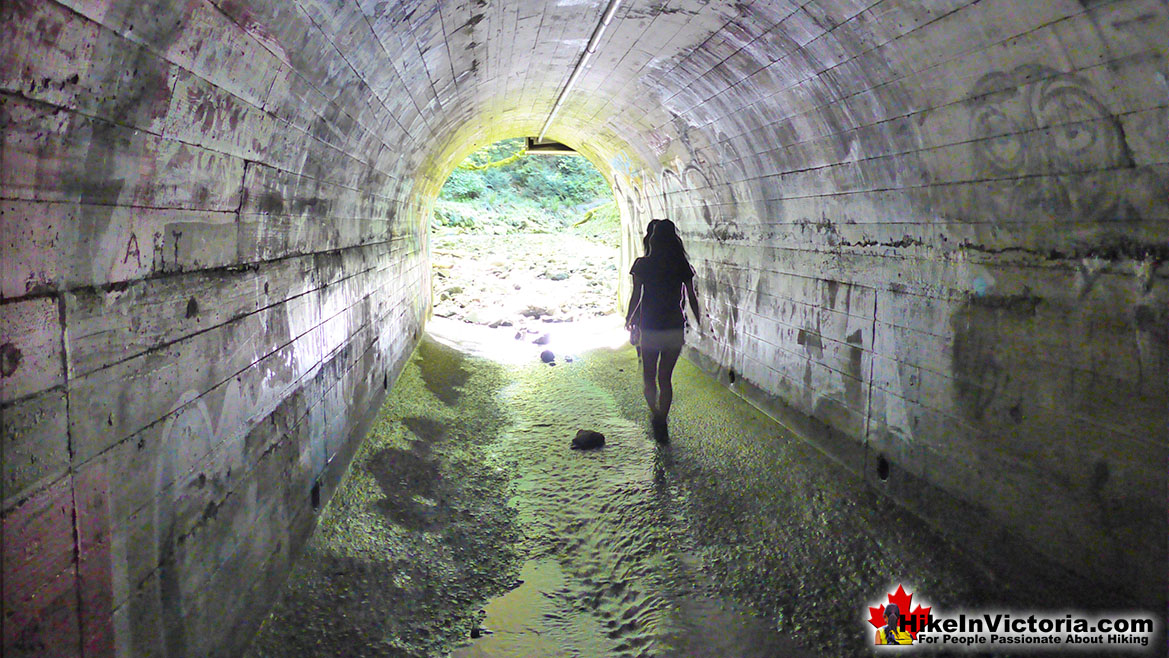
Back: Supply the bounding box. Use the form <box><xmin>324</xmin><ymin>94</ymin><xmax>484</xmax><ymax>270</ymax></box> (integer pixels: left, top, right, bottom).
<box><xmin>450</xmin><ymin>329</ymin><xmax>807</xmax><ymax>657</ymax></box>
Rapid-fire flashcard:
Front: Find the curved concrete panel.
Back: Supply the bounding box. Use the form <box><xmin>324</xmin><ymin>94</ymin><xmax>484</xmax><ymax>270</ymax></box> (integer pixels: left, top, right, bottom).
<box><xmin>2</xmin><ymin>0</ymin><xmax>1165</xmax><ymax>655</ymax></box>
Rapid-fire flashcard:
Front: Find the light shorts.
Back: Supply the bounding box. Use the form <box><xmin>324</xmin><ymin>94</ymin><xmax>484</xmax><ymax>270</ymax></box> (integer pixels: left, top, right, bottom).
<box><xmin>640</xmin><ymin>327</ymin><xmax>685</xmax><ymax>351</ymax></box>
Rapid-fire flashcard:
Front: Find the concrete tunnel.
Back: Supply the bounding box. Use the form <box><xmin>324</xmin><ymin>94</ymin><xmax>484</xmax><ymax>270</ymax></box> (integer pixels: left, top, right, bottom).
<box><xmin>2</xmin><ymin>0</ymin><xmax>1166</xmax><ymax>654</ymax></box>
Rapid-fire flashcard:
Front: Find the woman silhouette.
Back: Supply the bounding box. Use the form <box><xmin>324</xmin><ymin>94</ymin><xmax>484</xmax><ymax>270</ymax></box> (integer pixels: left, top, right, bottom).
<box><xmin>624</xmin><ymin>219</ymin><xmax>701</xmax><ymax>441</ymax></box>
<box><xmin>629</xmin><ymin>219</ymin><xmax>662</xmax><ymax>355</ymax></box>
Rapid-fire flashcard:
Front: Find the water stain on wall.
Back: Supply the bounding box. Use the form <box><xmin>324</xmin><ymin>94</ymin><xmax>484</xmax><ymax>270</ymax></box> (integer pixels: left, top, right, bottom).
<box><xmin>949</xmin><ymin>292</ymin><xmax>1038</xmax><ymax>424</ymax></box>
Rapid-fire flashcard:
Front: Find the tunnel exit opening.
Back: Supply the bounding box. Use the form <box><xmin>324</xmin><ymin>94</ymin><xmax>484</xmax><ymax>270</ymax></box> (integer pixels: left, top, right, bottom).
<box><xmin>429</xmin><ymin>138</ymin><xmax>624</xmax><ymax>357</ymax></box>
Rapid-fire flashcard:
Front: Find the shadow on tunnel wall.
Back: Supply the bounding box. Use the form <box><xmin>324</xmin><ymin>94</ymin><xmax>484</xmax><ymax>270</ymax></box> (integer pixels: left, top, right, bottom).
<box><xmin>947</xmin><ymin>289</ymin><xmax>1167</xmax><ymax>600</ymax></box>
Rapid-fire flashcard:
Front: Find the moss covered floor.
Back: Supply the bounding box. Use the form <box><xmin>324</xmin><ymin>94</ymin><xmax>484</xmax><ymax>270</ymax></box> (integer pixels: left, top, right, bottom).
<box><xmin>248</xmin><ymin>327</ymin><xmax>1091</xmax><ymax>657</ymax></box>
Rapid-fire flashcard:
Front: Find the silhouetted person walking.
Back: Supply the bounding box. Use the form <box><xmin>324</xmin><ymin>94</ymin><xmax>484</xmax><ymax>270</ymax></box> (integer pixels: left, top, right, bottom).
<box><xmin>629</xmin><ymin>219</ymin><xmax>662</xmax><ymax>356</ymax></box>
<box><xmin>624</xmin><ymin>219</ymin><xmax>701</xmax><ymax>442</ymax></box>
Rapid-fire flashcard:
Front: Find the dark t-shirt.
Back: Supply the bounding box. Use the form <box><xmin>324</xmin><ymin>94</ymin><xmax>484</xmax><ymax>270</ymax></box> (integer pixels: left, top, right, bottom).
<box><xmin>630</xmin><ymin>256</ymin><xmax>694</xmax><ymax>330</ymax></box>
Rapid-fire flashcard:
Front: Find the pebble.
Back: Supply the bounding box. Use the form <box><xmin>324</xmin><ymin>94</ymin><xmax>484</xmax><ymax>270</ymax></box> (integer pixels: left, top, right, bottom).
<box><xmin>540</xmin><ymin>350</ymin><xmax>555</xmax><ymax>363</ymax></box>
<box><xmin>427</xmin><ymin>233</ymin><xmax>616</xmax><ymax>331</ymax></box>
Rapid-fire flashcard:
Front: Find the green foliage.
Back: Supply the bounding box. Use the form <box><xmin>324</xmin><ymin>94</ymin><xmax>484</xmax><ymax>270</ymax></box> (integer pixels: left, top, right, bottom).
<box><xmin>434</xmin><ymin>138</ymin><xmax>615</xmax><ymax>240</ymax></box>
<box><xmin>571</xmin><ymin>201</ymin><xmax>620</xmax><ymax>247</ymax></box>
<box><xmin>441</xmin><ymin>168</ymin><xmax>488</xmax><ymax>200</ymax></box>
<box><xmin>502</xmin><ymin>152</ymin><xmax>609</xmax><ymax>206</ymax></box>
<box><xmin>463</xmin><ymin>138</ymin><xmax>526</xmax><ymax>168</ymax></box>
<box><xmin>432</xmin><ymin>201</ymin><xmax>478</xmax><ymax>228</ymax></box>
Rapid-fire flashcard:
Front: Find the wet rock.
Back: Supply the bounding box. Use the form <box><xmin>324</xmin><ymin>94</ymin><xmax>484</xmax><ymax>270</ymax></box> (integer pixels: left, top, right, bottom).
<box><xmin>571</xmin><ymin>429</ymin><xmax>606</xmax><ymax>450</ymax></box>
<box><xmin>428</xmin><ymin>232</ymin><xmax>617</xmax><ymax>328</ymax></box>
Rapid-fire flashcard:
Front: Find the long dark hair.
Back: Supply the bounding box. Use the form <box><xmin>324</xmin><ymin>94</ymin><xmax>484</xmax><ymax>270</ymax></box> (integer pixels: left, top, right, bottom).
<box><xmin>641</xmin><ymin>219</ymin><xmax>661</xmax><ymax>254</ymax></box>
<box><xmin>646</xmin><ymin>219</ymin><xmax>690</xmax><ymax>270</ymax></box>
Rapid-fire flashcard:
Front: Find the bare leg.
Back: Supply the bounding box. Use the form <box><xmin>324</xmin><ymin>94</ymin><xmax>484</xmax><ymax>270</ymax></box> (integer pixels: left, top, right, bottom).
<box><xmin>641</xmin><ymin>347</ymin><xmax>661</xmax><ymax>415</ymax></box>
<box><xmin>656</xmin><ymin>347</ymin><xmax>682</xmax><ymax>419</ymax></box>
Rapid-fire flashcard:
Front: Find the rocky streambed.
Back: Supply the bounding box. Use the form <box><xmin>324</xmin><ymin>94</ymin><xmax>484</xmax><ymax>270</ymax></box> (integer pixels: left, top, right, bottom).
<box><xmin>431</xmin><ymin>232</ymin><xmax>620</xmax><ymax>332</ymax></box>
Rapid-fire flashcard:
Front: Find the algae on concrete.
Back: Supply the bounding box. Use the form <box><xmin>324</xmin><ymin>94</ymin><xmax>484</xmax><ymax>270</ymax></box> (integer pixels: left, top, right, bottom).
<box><xmin>246</xmin><ymin>337</ymin><xmax>522</xmax><ymax>658</ymax></box>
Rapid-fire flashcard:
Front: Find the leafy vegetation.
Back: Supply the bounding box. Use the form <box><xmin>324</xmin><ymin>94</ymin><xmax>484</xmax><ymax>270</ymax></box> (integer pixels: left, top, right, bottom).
<box><xmin>434</xmin><ymin>138</ymin><xmax>615</xmax><ymax>244</ymax></box>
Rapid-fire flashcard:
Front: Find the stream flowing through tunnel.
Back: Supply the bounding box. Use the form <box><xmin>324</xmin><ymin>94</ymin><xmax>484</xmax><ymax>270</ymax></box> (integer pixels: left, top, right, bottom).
<box><xmin>2</xmin><ymin>0</ymin><xmax>1166</xmax><ymax>656</ymax></box>
<box><xmin>246</xmin><ymin>323</ymin><xmax>1052</xmax><ymax>657</ymax></box>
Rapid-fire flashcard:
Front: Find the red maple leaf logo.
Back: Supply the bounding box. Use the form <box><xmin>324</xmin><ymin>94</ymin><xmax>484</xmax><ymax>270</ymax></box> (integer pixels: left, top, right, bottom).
<box><xmin>867</xmin><ymin>584</ymin><xmax>932</xmax><ymax>640</ymax></box>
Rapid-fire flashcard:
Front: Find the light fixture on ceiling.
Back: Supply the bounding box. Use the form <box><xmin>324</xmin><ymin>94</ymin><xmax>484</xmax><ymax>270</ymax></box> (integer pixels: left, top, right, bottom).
<box><xmin>524</xmin><ymin>136</ymin><xmax>577</xmax><ymax>154</ymax></box>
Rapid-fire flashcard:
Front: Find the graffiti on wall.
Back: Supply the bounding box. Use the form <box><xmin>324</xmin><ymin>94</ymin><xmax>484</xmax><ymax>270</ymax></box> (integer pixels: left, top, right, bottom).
<box><xmin>965</xmin><ymin>63</ymin><xmax>1162</xmax><ymax>225</ymax></box>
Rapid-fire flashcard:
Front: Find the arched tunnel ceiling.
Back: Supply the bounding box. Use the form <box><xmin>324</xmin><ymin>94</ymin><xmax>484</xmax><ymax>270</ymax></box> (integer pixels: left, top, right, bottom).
<box><xmin>378</xmin><ymin>0</ymin><xmax>932</xmax><ymax>195</ymax></box>
<box><xmin>20</xmin><ymin>0</ymin><xmax>1164</xmax><ymax>214</ymax></box>
<box><xmin>412</xmin><ymin>0</ymin><xmax>762</xmax><ymax>193</ymax></box>
<box><xmin>303</xmin><ymin>0</ymin><xmax>1169</xmax><ymax>224</ymax></box>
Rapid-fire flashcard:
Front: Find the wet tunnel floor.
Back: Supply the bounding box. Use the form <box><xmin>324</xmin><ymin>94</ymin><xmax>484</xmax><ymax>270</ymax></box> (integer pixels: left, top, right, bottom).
<box><xmin>248</xmin><ymin>323</ymin><xmax>1086</xmax><ymax>658</ymax></box>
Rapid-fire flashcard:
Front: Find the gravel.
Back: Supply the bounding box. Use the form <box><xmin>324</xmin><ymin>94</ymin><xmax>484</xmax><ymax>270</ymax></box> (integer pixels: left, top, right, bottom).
<box><xmin>431</xmin><ymin>232</ymin><xmax>618</xmax><ymax>332</ymax></box>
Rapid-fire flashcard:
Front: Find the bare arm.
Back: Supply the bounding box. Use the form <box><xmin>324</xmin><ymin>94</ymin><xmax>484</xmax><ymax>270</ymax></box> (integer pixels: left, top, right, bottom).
<box><xmin>625</xmin><ymin>277</ymin><xmax>643</xmax><ymax>328</ymax></box>
<box><xmin>685</xmin><ymin>280</ymin><xmax>701</xmax><ymax>330</ymax></box>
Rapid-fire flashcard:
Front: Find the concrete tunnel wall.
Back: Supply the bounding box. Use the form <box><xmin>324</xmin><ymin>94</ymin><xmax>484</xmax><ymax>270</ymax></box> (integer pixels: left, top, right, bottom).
<box><xmin>2</xmin><ymin>0</ymin><xmax>1165</xmax><ymax>655</ymax></box>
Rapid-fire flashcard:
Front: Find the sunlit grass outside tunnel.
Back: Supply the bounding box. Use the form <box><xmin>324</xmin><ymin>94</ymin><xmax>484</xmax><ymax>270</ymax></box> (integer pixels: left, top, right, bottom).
<box><xmin>429</xmin><ymin>138</ymin><xmax>624</xmax><ymax>359</ymax></box>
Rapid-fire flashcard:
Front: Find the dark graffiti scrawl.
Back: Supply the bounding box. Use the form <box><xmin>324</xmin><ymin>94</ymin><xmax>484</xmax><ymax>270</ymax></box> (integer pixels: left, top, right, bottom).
<box><xmin>964</xmin><ymin>64</ymin><xmax>1156</xmax><ymax>224</ymax></box>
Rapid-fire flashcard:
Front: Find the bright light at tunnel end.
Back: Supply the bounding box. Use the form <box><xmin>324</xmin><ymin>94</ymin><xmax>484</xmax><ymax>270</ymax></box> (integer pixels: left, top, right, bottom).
<box><xmin>427</xmin><ymin>314</ymin><xmax>629</xmax><ymax>364</ymax></box>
